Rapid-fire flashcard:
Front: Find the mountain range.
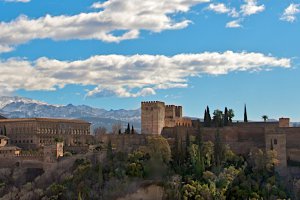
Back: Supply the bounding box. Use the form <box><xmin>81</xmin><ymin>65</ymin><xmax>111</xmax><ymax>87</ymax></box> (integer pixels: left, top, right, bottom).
<box><xmin>0</xmin><ymin>96</ymin><xmax>141</xmax><ymax>132</ymax></box>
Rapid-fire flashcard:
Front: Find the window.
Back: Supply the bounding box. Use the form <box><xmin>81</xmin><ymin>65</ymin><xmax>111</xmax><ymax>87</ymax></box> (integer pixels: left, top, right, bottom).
<box><xmin>274</xmin><ymin>139</ymin><xmax>277</xmax><ymax>145</ymax></box>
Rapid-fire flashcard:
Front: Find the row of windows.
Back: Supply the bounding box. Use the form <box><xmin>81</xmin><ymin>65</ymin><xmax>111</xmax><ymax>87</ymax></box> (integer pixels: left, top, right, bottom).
<box><xmin>39</xmin><ymin>129</ymin><xmax>89</xmax><ymax>134</ymax></box>
<box><xmin>12</xmin><ymin>140</ymin><xmax>33</xmax><ymax>144</ymax></box>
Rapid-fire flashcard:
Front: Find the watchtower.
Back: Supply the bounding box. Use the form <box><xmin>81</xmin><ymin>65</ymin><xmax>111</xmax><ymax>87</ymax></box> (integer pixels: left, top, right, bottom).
<box><xmin>141</xmin><ymin>101</ymin><xmax>165</xmax><ymax>135</ymax></box>
<box><xmin>279</xmin><ymin>118</ymin><xmax>290</xmax><ymax>128</ymax></box>
<box><xmin>265</xmin><ymin>133</ymin><xmax>287</xmax><ymax>174</ymax></box>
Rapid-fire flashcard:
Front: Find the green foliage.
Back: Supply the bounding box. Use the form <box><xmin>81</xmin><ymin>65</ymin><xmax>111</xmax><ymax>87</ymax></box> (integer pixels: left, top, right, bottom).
<box><xmin>213</xmin><ymin>110</ymin><xmax>223</xmax><ymax>127</ymax></box>
<box><xmin>214</xmin><ymin>129</ymin><xmax>225</xmax><ymax>169</ymax></box>
<box><xmin>126</xmin><ymin>151</ymin><xmax>149</xmax><ymax>178</ymax></box>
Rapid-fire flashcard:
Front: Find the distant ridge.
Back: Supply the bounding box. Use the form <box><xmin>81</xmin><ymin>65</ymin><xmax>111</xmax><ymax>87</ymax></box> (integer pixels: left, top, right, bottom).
<box><xmin>0</xmin><ymin>96</ymin><xmax>141</xmax><ymax>131</ymax></box>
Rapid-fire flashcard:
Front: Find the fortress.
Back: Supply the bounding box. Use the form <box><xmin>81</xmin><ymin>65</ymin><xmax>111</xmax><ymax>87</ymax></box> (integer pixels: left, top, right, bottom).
<box><xmin>141</xmin><ymin>101</ymin><xmax>300</xmax><ymax>175</ymax></box>
<box><xmin>141</xmin><ymin>101</ymin><xmax>192</xmax><ymax>135</ymax></box>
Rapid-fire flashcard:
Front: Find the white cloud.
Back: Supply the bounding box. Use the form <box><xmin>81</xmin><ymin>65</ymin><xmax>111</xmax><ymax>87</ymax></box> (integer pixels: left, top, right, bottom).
<box><xmin>2</xmin><ymin>0</ymin><xmax>30</xmax><ymax>2</ymax></box>
<box><xmin>226</xmin><ymin>19</ymin><xmax>243</xmax><ymax>28</ymax></box>
<box><xmin>0</xmin><ymin>52</ymin><xmax>291</xmax><ymax>98</ymax></box>
<box><xmin>0</xmin><ymin>45</ymin><xmax>14</xmax><ymax>53</ymax></box>
<box><xmin>0</xmin><ymin>0</ymin><xmax>209</xmax><ymax>53</ymax></box>
<box><xmin>240</xmin><ymin>0</ymin><xmax>265</xmax><ymax>16</ymax></box>
<box><xmin>206</xmin><ymin>3</ymin><xmax>231</xmax><ymax>14</ymax></box>
<box><xmin>206</xmin><ymin>3</ymin><xmax>239</xmax><ymax>17</ymax></box>
<box><xmin>280</xmin><ymin>4</ymin><xmax>300</xmax><ymax>22</ymax></box>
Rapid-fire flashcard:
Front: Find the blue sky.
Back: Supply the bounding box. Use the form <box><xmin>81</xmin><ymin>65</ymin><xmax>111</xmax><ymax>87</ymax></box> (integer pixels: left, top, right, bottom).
<box><xmin>0</xmin><ymin>0</ymin><xmax>300</xmax><ymax>121</ymax></box>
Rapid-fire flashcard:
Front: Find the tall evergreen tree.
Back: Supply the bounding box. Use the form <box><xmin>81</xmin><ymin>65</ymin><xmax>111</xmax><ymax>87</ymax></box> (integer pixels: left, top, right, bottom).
<box><xmin>204</xmin><ymin>109</ymin><xmax>207</xmax><ymax>127</ymax></box>
<box><xmin>126</xmin><ymin>123</ymin><xmax>130</xmax><ymax>134</ymax></box>
<box><xmin>206</xmin><ymin>106</ymin><xmax>212</xmax><ymax>127</ymax></box>
<box><xmin>131</xmin><ymin>125</ymin><xmax>135</xmax><ymax>134</ymax></box>
<box><xmin>118</xmin><ymin>129</ymin><xmax>121</xmax><ymax>134</ymax></box>
<box><xmin>244</xmin><ymin>104</ymin><xmax>248</xmax><ymax>123</ymax></box>
<box><xmin>214</xmin><ymin>129</ymin><xmax>225</xmax><ymax>168</ymax></box>
<box><xmin>224</xmin><ymin>107</ymin><xmax>229</xmax><ymax>126</ymax></box>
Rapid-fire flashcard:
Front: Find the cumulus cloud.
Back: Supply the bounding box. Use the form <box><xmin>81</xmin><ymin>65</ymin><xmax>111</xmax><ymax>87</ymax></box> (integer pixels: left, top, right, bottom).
<box><xmin>206</xmin><ymin>3</ymin><xmax>231</xmax><ymax>14</ymax></box>
<box><xmin>206</xmin><ymin>0</ymin><xmax>264</xmax><ymax>28</ymax></box>
<box><xmin>0</xmin><ymin>0</ymin><xmax>209</xmax><ymax>53</ymax></box>
<box><xmin>240</xmin><ymin>0</ymin><xmax>265</xmax><ymax>16</ymax></box>
<box><xmin>0</xmin><ymin>52</ymin><xmax>291</xmax><ymax>98</ymax></box>
<box><xmin>226</xmin><ymin>19</ymin><xmax>243</xmax><ymax>28</ymax></box>
<box><xmin>206</xmin><ymin>3</ymin><xmax>239</xmax><ymax>17</ymax></box>
<box><xmin>280</xmin><ymin>4</ymin><xmax>300</xmax><ymax>22</ymax></box>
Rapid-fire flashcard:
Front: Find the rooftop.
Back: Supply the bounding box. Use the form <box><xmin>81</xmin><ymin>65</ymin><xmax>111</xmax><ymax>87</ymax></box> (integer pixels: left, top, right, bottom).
<box><xmin>0</xmin><ymin>118</ymin><xmax>90</xmax><ymax>124</ymax></box>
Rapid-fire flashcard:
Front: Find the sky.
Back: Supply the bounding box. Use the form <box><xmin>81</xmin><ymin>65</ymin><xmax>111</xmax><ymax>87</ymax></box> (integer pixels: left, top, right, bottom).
<box><xmin>0</xmin><ymin>0</ymin><xmax>300</xmax><ymax>121</ymax></box>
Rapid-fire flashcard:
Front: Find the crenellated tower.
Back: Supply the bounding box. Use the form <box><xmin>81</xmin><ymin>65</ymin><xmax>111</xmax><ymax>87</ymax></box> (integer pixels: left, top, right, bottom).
<box><xmin>141</xmin><ymin>101</ymin><xmax>165</xmax><ymax>134</ymax></box>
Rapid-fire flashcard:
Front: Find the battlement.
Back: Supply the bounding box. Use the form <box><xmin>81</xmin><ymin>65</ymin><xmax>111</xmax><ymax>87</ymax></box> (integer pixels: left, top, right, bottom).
<box><xmin>141</xmin><ymin>101</ymin><xmax>165</xmax><ymax>105</ymax></box>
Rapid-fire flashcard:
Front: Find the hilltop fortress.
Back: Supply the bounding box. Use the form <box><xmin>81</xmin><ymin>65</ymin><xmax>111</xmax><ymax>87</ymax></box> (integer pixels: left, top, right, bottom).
<box><xmin>141</xmin><ymin>101</ymin><xmax>300</xmax><ymax>175</ymax></box>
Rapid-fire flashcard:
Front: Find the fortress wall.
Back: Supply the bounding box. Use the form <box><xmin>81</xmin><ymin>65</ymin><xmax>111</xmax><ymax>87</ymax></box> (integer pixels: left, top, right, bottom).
<box><xmin>232</xmin><ymin>122</ymin><xmax>278</xmax><ymax>128</ymax></box>
<box><xmin>98</xmin><ymin>134</ymin><xmax>148</xmax><ymax>152</ymax></box>
<box><xmin>287</xmin><ymin>149</ymin><xmax>300</xmax><ymax>162</ymax></box>
<box><xmin>279</xmin><ymin>128</ymin><xmax>300</xmax><ymax>149</ymax></box>
<box><xmin>162</xmin><ymin>125</ymin><xmax>267</xmax><ymax>155</ymax></box>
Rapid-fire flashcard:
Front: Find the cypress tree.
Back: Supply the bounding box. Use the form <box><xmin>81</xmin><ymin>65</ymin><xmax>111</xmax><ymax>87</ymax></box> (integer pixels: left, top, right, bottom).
<box><xmin>207</xmin><ymin>106</ymin><xmax>212</xmax><ymax>127</ymax></box>
<box><xmin>131</xmin><ymin>125</ymin><xmax>134</xmax><ymax>134</ymax></box>
<box><xmin>118</xmin><ymin>129</ymin><xmax>121</xmax><ymax>134</ymax></box>
<box><xmin>126</xmin><ymin>123</ymin><xmax>130</xmax><ymax>134</ymax></box>
<box><xmin>214</xmin><ymin>129</ymin><xmax>224</xmax><ymax>168</ymax></box>
<box><xmin>204</xmin><ymin>109</ymin><xmax>207</xmax><ymax>127</ymax></box>
<box><xmin>224</xmin><ymin>107</ymin><xmax>229</xmax><ymax>126</ymax></box>
<box><xmin>244</xmin><ymin>104</ymin><xmax>248</xmax><ymax>123</ymax></box>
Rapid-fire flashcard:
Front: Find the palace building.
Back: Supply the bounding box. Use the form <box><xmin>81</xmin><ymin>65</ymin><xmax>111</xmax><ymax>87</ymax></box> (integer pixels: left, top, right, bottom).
<box><xmin>0</xmin><ymin>118</ymin><xmax>91</xmax><ymax>150</ymax></box>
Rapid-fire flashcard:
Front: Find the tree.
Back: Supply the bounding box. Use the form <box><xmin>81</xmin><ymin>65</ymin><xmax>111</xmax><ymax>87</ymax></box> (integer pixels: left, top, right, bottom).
<box><xmin>126</xmin><ymin>123</ymin><xmax>130</xmax><ymax>134</ymax></box>
<box><xmin>207</xmin><ymin>106</ymin><xmax>212</xmax><ymax>127</ymax></box>
<box><xmin>131</xmin><ymin>125</ymin><xmax>135</xmax><ymax>134</ymax></box>
<box><xmin>244</xmin><ymin>104</ymin><xmax>248</xmax><ymax>123</ymax></box>
<box><xmin>118</xmin><ymin>129</ymin><xmax>122</xmax><ymax>134</ymax></box>
<box><xmin>213</xmin><ymin>109</ymin><xmax>223</xmax><ymax>127</ymax></box>
<box><xmin>224</xmin><ymin>107</ymin><xmax>229</xmax><ymax>126</ymax></box>
<box><xmin>262</xmin><ymin>115</ymin><xmax>268</xmax><ymax>122</ymax></box>
<box><xmin>228</xmin><ymin>109</ymin><xmax>235</xmax><ymax>124</ymax></box>
<box><xmin>214</xmin><ymin>129</ymin><xmax>225</xmax><ymax>168</ymax></box>
<box><xmin>204</xmin><ymin>109</ymin><xmax>208</xmax><ymax>127</ymax></box>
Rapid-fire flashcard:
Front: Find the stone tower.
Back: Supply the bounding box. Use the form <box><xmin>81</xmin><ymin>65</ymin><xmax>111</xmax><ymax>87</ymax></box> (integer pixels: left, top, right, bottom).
<box><xmin>141</xmin><ymin>101</ymin><xmax>165</xmax><ymax>135</ymax></box>
<box><xmin>265</xmin><ymin>133</ymin><xmax>287</xmax><ymax>174</ymax></box>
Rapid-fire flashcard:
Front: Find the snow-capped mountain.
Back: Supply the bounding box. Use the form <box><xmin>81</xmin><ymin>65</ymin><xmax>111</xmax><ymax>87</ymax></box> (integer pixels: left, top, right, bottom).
<box><xmin>0</xmin><ymin>96</ymin><xmax>49</xmax><ymax>109</ymax></box>
<box><xmin>0</xmin><ymin>96</ymin><xmax>141</xmax><ymax>131</ymax></box>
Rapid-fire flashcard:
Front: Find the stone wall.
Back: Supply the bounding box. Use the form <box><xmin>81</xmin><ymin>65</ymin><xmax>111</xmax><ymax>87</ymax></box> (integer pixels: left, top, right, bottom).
<box><xmin>98</xmin><ymin>134</ymin><xmax>148</xmax><ymax>152</ymax></box>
